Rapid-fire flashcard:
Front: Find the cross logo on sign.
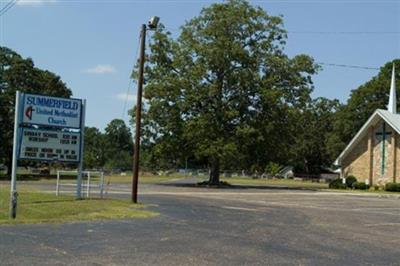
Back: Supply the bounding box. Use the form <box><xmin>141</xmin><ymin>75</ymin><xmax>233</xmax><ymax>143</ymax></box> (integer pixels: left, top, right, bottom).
<box><xmin>25</xmin><ymin>106</ymin><xmax>34</xmax><ymax>120</ymax></box>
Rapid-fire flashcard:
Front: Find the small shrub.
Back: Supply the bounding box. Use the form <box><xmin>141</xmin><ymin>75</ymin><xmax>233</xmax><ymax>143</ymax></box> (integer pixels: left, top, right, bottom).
<box><xmin>373</xmin><ymin>185</ymin><xmax>380</xmax><ymax>191</ymax></box>
<box><xmin>385</xmin><ymin>183</ymin><xmax>400</xmax><ymax>192</ymax></box>
<box><xmin>250</xmin><ymin>164</ymin><xmax>262</xmax><ymax>177</ymax></box>
<box><xmin>329</xmin><ymin>178</ymin><xmax>347</xmax><ymax>189</ymax></box>
<box><xmin>352</xmin><ymin>182</ymin><xmax>369</xmax><ymax>190</ymax></box>
<box><xmin>345</xmin><ymin>176</ymin><xmax>357</xmax><ymax>188</ymax></box>
<box><xmin>264</xmin><ymin>162</ymin><xmax>282</xmax><ymax>178</ymax></box>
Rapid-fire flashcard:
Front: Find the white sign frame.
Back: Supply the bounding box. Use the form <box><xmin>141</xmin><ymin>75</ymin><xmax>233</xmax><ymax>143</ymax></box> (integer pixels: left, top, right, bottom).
<box><xmin>10</xmin><ymin>91</ymin><xmax>86</xmax><ymax>218</ymax></box>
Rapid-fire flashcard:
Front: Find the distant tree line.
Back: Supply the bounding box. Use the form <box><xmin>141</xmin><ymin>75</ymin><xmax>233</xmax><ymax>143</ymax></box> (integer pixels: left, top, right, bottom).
<box><xmin>83</xmin><ymin>119</ymin><xmax>133</xmax><ymax>171</ymax></box>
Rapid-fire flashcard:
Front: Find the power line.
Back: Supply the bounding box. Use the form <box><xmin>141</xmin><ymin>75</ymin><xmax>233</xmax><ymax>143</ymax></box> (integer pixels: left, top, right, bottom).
<box><xmin>162</xmin><ymin>27</ymin><xmax>383</xmax><ymax>71</ymax></box>
<box><xmin>166</xmin><ymin>27</ymin><xmax>400</xmax><ymax>35</ymax></box>
<box><xmin>0</xmin><ymin>0</ymin><xmax>18</xmax><ymax>17</ymax></box>
<box><xmin>121</xmin><ymin>30</ymin><xmax>141</xmax><ymax>119</ymax></box>
<box><xmin>121</xmin><ymin>78</ymin><xmax>134</xmax><ymax>119</ymax></box>
<box><xmin>0</xmin><ymin>0</ymin><xmax>17</xmax><ymax>16</ymax></box>
<box><xmin>0</xmin><ymin>0</ymin><xmax>16</xmax><ymax>13</ymax></box>
<box><xmin>318</xmin><ymin>62</ymin><xmax>379</xmax><ymax>70</ymax></box>
<box><xmin>289</xmin><ymin>31</ymin><xmax>400</xmax><ymax>35</ymax></box>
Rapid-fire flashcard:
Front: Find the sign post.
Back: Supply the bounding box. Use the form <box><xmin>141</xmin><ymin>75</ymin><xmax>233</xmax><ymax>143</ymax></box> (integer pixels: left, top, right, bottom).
<box><xmin>9</xmin><ymin>91</ymin><xmax>85</xmax><ymax>218</ymax></box>
<box><xmin>76</xmin><ymin>99</ymin><xmax>86</xmax><ymax>199</ymax></box>
<box><xmin>10</xmin><ymin>91</ymin><xmax>21</xmax><ymax>219</ymax></box>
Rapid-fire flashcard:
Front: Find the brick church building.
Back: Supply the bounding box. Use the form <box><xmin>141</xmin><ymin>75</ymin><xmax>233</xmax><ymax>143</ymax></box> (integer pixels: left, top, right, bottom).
<box><xmin>335</xmin><ymin>65</ymin><xmax>398</xmax><ymax>186</ymax></box>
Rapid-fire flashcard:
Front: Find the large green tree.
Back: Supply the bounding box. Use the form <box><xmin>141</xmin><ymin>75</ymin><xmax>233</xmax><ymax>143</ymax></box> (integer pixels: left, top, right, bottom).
<box><xmin>133</xmin><ymin>0</ymin><xmax>318</xmax><ymax>183</ymax></box>
<box><xmin>0</xmin><ymin>46</ymin><xmax>72</xmax><ymax>174</ymax></box>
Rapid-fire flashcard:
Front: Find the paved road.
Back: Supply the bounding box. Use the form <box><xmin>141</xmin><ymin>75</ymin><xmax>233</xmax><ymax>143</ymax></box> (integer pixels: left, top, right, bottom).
<box><xmin>1</xmin><ymin>180</ymin><xmax>400</xmax><ymax>265</ymax></box>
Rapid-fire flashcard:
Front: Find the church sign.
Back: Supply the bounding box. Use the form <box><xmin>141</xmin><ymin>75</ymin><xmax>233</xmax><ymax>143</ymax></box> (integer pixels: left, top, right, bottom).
<box><xmin>9</xmin><ymin>91</ymin><xmax>86</xmax><ymax>219</ymax></box>
<box><xmin>19</xmin><ymin>128</ymin><xmax>81</xmax><ymax>162</ymax></box>
<box><xmin>21</xmin><ymin>93</ymin><xmax>82</xmax><ymax>129</ymax></box>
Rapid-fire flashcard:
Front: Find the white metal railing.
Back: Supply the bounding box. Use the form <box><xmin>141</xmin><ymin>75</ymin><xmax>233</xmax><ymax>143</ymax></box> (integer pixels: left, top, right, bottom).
<box><xmin>56</xmin><ymin>170</ymin><xmax>104</xmax><ymax>198</ymax></box>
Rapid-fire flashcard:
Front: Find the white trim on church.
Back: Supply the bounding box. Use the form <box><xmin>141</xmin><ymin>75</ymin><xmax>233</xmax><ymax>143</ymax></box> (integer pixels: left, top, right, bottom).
<box><xmin>334</xmin><ymin>109</ymin><xmax>400</xmax><ymax>166</ymax></box>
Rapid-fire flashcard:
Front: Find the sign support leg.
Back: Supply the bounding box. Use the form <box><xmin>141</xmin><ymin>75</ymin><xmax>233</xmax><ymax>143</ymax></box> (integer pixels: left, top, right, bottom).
<box><xmin>10</xmin><ymin>91</ymin><xmax>20</xmax><ymax>219</ymax></box>
<box><xmin>76</xmin><ymin>99</ymin><xmax>86</xmax><ymax>200</ymax></box>
<box><xmin>77</xmin><ymin>164</ymin><xmax>83</xmax><ymax>199</ymax></box>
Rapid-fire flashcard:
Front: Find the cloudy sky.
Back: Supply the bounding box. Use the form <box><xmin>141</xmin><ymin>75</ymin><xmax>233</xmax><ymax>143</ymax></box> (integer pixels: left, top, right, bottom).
<box><xmin>1</xmin><ymin>0</ymin><xmax>399</xmax><ymax>130</ymax></box>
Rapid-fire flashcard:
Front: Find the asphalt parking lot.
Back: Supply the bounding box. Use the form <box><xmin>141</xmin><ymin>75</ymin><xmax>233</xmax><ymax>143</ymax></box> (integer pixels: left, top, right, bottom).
<box><xmin>0</xmin><ymin>180</ymin><xmax>399</xmax><ymax>266</ymax></box>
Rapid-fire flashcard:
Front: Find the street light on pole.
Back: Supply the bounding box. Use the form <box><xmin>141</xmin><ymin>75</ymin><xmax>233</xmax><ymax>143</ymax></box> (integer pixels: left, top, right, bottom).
<box><xmin>132</xmin><ymin>16</ymin><xmax>160</xmax><ymax>203</ymax></box>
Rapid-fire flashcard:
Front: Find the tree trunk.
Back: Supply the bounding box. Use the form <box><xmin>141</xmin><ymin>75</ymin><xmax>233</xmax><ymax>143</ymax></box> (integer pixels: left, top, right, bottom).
<box><xmin>304</xmin><ymin>158</ymin><xmax>310</xmax><ymax>174</ymax></box>
<box><xmin>208</xmin><ymin>158</ymin><xmax>220</xmax><ymax>185</ymax></box>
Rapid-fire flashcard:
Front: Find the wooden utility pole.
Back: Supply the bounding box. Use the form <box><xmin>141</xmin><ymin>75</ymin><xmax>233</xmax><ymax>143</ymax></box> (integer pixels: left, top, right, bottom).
<box><xmin>132</xmin><ymin>24</ymin><xmax>146</xmax><ymax>203</ymax></box>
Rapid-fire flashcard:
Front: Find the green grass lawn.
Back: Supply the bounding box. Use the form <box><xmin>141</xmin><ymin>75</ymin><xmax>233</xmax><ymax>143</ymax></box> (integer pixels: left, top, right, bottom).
<box><xmin>221</xmin><ymin>177</ymin><xmax>329</xmax><ymax>189</ymax></box>
<box><xmin>0</xmin><ymin>188</ymin><xmax>158</xmax><ymax>224</ymax></box>
<box><xmin>1</xmin><ymin>172</ymin><xmax>187</xmax><ymax>185</ymax></box>
<box><xmin>105</xmin><ymin>174</ymin><xmax>187</xmax><ymax>184</ymax></box>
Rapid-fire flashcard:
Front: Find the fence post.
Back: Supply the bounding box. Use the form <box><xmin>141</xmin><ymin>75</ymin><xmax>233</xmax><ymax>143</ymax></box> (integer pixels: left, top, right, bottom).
<box><xmin>87</xmin><ymin>172</ymin><xmax>91</xmax><ymax>198</ymax></box>
<box><xmin>56</xmin><ymin>170</ymin><xmax>60</xmax><ymax>196</ymax></box>
<box><xmin>100</xmin><ymin>172</ymin><xmax>104</xmax><ymax>199</ymax></box>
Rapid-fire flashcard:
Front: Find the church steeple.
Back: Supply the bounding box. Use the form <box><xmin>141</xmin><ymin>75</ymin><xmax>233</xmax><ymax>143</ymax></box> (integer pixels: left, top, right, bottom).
<box><xmin>388</xmin><ymin>64</ymin><xmax>397</xmax><ymax>114</ymax></box>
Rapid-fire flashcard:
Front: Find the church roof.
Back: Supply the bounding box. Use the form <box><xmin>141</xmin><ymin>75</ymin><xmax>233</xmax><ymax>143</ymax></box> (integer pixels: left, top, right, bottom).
<box><xmin>334</xmin><ymin>109</ymin><xmax>400</xmax><ymax>166</ymax></box>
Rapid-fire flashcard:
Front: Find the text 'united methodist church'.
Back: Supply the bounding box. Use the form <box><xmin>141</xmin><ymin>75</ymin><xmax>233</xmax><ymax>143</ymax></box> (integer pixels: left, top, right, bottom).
<box><xmin>23</xmin><ymin>94</ymin><xmax>82</xmax><ymax>128</ymax></box>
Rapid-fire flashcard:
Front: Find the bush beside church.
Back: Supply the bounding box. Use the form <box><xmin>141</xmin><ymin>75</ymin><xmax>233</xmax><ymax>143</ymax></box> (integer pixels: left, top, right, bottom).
<box><xmin>329</xmin><ymin>176</ymin><xmax>400</xmax><ymax>192</ymax></box>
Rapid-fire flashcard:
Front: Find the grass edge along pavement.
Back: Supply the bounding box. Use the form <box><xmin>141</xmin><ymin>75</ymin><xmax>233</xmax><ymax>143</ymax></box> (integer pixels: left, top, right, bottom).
<box><xmin>0</xmin><ymin>173</ymin><xmax>187</xmax><ymax>184</ymax></box>
<box><xmin>218</xmin><ymin>178</ymin><xmax>400</xmax><ymax>197</ymax></box>
<box><xmin>0</xmin><ymin>188</ymin><xmax>158</xmax><ymax>224</ymax></box>
<box><xmin>221</xmin><ymin>177</ymin><xmax>328</xmax><ymax>189</ymax></box>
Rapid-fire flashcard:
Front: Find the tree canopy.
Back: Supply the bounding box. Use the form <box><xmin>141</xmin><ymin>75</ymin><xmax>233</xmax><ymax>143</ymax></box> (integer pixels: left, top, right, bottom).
<box><xmin>132</xmin><ymin>0</ymin><xmax>320</xmax><ymax>183</ymax></box>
